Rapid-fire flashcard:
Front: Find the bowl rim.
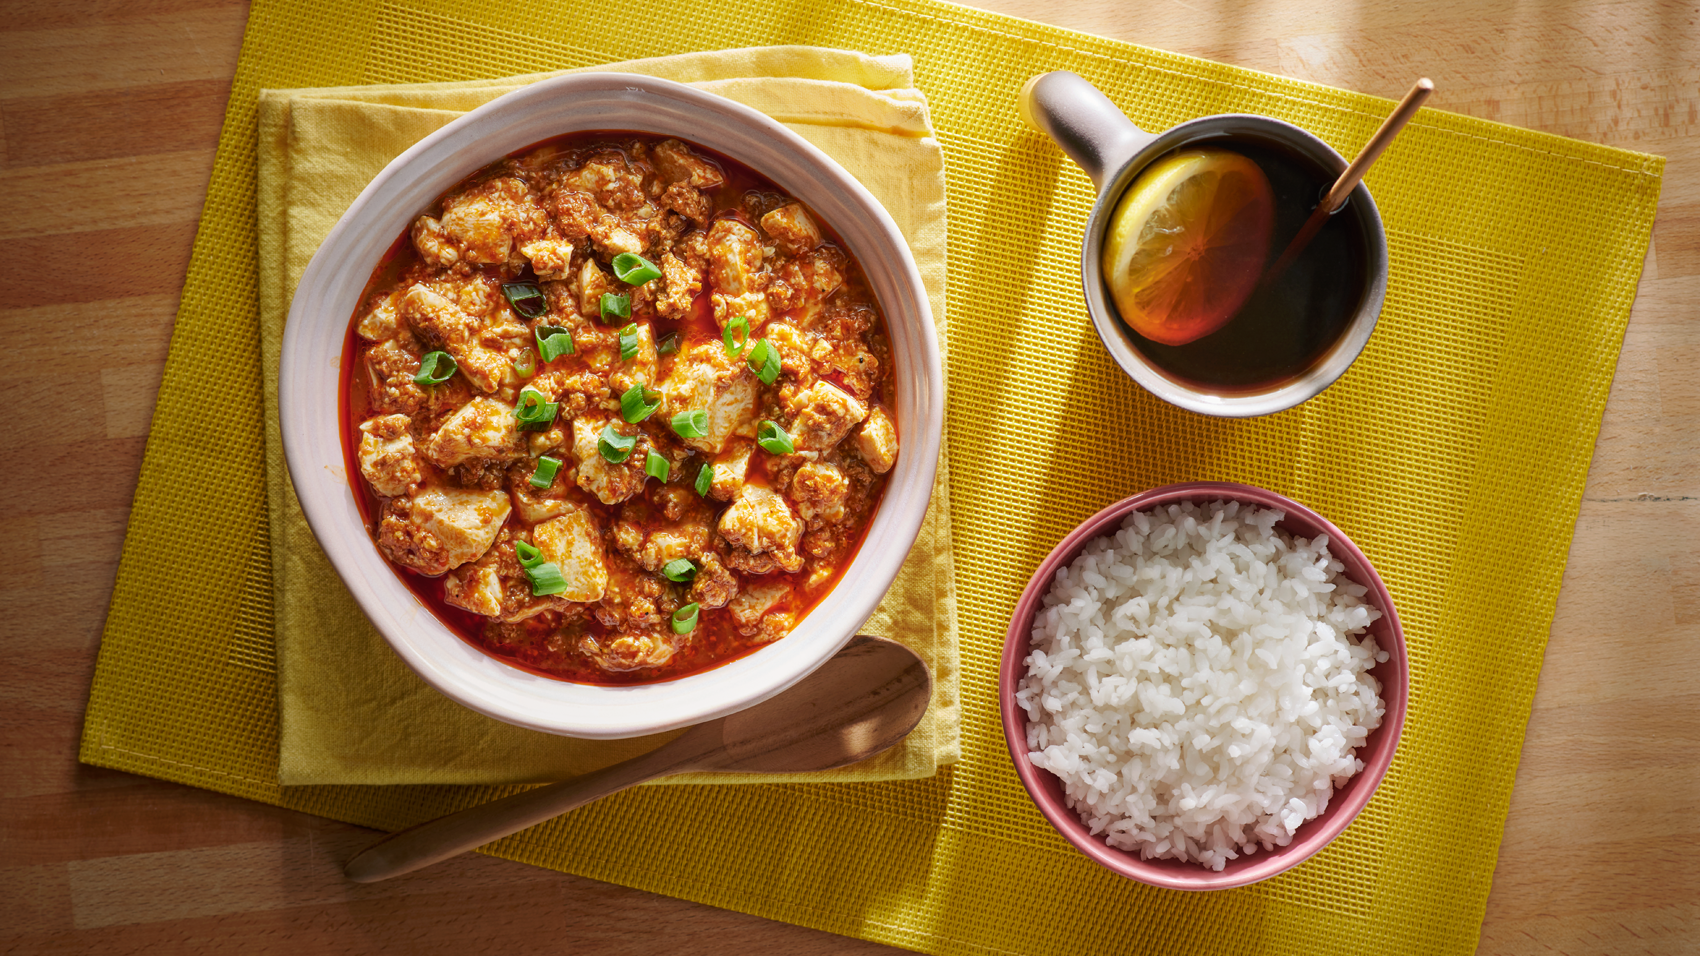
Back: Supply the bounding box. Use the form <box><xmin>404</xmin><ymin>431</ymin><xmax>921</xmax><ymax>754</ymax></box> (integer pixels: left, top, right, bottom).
<box><xmin>998</xmin><ymin>481</ymin><xmax>1407</xmax><ymax>890</ymax></box>
<box><xmin>277</xmin><ymin>72</ymin><xmax>943</xmax><ymax>739</ymax></box>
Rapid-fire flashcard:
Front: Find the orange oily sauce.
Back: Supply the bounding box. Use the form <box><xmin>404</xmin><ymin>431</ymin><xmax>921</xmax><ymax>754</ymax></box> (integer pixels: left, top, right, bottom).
<box><xmin>340</xmin><ymin>133</ymin><xmax>893</xmax><ymax>685</ymax></box>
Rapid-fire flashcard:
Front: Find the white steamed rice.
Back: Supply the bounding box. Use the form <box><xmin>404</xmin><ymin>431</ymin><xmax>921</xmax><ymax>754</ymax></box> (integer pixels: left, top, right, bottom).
<box><xmin>1016</xmin><ymin>500</ymin><xmax>1387</xmax><ymax>871</ymax></box>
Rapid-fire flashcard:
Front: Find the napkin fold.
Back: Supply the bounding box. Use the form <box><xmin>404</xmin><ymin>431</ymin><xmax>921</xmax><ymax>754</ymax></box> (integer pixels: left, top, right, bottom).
<box><xmin>256</xmin><ymin>47</ymin><xmax>956</xmax><ymax>786</ymax></box>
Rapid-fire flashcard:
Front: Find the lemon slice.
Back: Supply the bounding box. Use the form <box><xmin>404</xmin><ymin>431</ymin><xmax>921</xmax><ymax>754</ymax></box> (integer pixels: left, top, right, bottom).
<box><xmin>1102</xmin><ymin>148</ymin><xmax>1275</xmax><ymax>347</ymax></box>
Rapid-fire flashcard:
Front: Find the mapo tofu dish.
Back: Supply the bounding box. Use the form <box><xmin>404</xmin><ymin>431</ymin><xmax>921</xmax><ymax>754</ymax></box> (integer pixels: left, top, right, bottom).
<box><xmin>342</xmin><ymin>133</ymin><xmax>899</xmax><ymax>684</ymax></box>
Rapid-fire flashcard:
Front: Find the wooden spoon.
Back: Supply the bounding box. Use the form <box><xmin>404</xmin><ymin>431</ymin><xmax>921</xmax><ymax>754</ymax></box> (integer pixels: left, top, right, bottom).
<box><xmin>1263</xmin><ymin>78</ymin><xmax>1434</xmax><ymax>282</ymax></box>
<box><xmin>344</xmin><ymin>635</ymin><xmax>932</xmax><ymax>883</ymax></box>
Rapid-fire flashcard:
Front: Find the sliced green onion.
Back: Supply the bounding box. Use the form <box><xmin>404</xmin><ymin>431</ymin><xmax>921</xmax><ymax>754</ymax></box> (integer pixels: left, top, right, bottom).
<box><xmin>644</xmin><ymin>449</ymin><xmax>670</xmax><ymax>482</ymax></box>
<box><xmin>656</xmin><ymin>330</ymin><xmax>681</xmax><ymax>355</ymax></box>
<box><xmin>722</xmin><ymin>315</ymin><xmax>749</xmax><ymax>355</ymax></box>
<box><xmin>513</xmin><ymin>387</ymin><xmax>559</xmax><ymax>431</ymax></box>
<box><xmin>601</xmin><ymin>292</ymin><xmax>631</xmax><ymax>323</ymax></box>
<box><xmin>747</xmin><ymin>338</ymin><xmax>780</xmax><ymax>385</ymax></box>
<box><xmin>536</xmin><ymin>325</ymin><xmax>574</xmax><ymax>362</ymax></box>
<box><xmin>514</xmin><ymin>539</ymin><xmax>566</xmax><ymax>595</ymax></box>
<box><xmin>502</xmin><ymin>282</ymin><xmax>548</xmax><ymax>318</ymax></box>
<box><xmin>620</xmin><ymin>382</ymin><xmax>663</xmax><ymax>423</ymax></box>
<box><xmin>662</xmin><ymin>558</ymin><xmax>697</xmax><ymax>583</ymax></box>
<box><xmin>524</xmin><ymin>561</ymin><xmax>569</xmax><ymax>596</ymax></box>
<box><xmin>611</xmin><ymin>252</ymin><xmax>662</xmax><ymax>285</ymax></box>
<box><xmin>598</xmin><ymin>424</ymin><xmax>636</xmax><ymax>463</ymax></box>
<box><xmin>529</xmin><ymin>455</ymin><xmax>562</xmax><ymax>489</ymax></box>
<box><xmin>619</xmin><ymin>323</ymin><xmax>642</xmax><ymax>361</ymax></box>
<box><xmin>413</xmin><ymin>350</ymin><xmax>457</xmax><ymax>385</ymax></box>
<box><xmin>671</xmin><ymin>602</ymin><xmax>700</xmax><ymax>634</ymax></box>
<box><xmin>757</xmin><ymin>420</ymin><xmax>794</xmax><ymax>455</ymax></box>
<box><xmin>671</xmin><ymin>408</ymin><xmax>709</xmax><ymax>439</ymax></box>
<box><xmin>511</xmin><ymin>349</ymin><xmax>537</xmax><ymax>378</ymax></box>
<box><xmin>694</xmin><ymin>462</ymin><xmax>714</xmax><ymax>496</ymax></box>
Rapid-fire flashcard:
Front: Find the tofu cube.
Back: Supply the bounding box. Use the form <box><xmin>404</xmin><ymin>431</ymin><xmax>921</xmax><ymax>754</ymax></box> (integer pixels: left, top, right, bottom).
<box><xmin>853</xmin><ymin>405</ymin><xmax>899</xmax><ymax>474</ymax></box>
<box><xmin>662</xmin><ymin>348</ymin><xmax>758</xmax><ymax>455</ymax></box>
<box><xmin>400</xmin><ymin>285</ymin><xmax>509</xmax><ymax>392</ymax></box>
<box><xmin>357</xmin><ymin>414</ymin><xmax>421</xmax><ymax>497</ymax></box>
<box><xmin>788</xmin><ymin>381</ymin><xmax>867</xmax><ymax>453</ymax></box>
<box><xmin>509</xmin><ymin>483</ymin><xmax>574</xmax><ymax>525</ymax></box>
<box><xmin>440</xmin><ymin>191</ymin><xmax>511</xmax><ymax>264</ymax></box>
<box><xmin>729</xmin><ymin>579</ymin><xmax>792</xmax><ymax>629</ymax></box>
<box><xmin>356</xmin><ymin>290</ymin><xmax>402</xmax><ymax>342</ymax></box>
<box><xmin>652</xmin><ymin>139</ymin><xmax>726</xmax><ymax>189</ymax></box>
<box><xmin>377</xmin><ymin>486</ymin><xmax>510</xmax><ymax>576</ymax></box>
<box><xmin>571</xmin><ymin>415</ymin><xmax>646</xmax><ymax>505</ymax></box>
<box><xmin>424</xmin><ymin>396</ymin><xmax>525</xmax><ymax>468</ymax></box>
<box><xmin>760</xmin><ymin>203</ymin><xmax>822</xmax><ymax>256</ymax></box>
<box><xmin>532</xmin><ymin>508</ymin><xmax>607</xmax><ymax>602</ymax></box>
<box><xmin>708</xmin><ymin>439</ymin><xmax>754</xmax><ymax>501</ymax></box>
<box><xmin>443</xmin><ymin>563</ymin><xmax>503</xmax><ymax>617</ymax></box>
<box><xmin>790</xmin><ymin>461</ymin><xmax>849</xmax><ymax>524</ymax></box>
<box><xmin>718</xmin><ymin>485</ymin><xmax>803</xmax><ymax>574</ymax></box>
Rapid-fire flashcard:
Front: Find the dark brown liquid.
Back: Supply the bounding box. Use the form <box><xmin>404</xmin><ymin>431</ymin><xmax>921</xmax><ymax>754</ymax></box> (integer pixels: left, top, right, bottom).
<box><xmin>1119</xmin><ymin>139</ymin><xmax>1368</xmax><ymax>394</ymax></box>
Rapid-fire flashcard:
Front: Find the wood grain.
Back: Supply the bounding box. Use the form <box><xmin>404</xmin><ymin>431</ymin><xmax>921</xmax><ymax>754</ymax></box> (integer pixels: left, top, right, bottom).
<box><xmin>1</xmin><ymin>0</ymin><xmax>1694</xmax><ymax>953</ymax></box>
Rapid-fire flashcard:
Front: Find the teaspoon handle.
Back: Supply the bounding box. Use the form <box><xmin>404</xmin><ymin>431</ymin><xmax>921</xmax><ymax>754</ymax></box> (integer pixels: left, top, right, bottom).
<box><xmin>343</xmin><ymin>741</ymin><xmax>701</xmax><ymax>883</ymax></box>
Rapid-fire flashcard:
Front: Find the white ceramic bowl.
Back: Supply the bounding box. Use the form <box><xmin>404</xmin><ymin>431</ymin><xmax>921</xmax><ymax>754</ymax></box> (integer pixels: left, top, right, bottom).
<box><xmin>279</xmin><ymin>73</ymin><xmax>943</xmax><ymax>739</ymax></box>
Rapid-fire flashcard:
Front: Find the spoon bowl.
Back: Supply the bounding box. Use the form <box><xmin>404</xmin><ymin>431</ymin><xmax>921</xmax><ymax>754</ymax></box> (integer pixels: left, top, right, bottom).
<box><xmin>344</xmin><ymin>635</ymin><xmax>931</xmax><ymax>883</ymax></box>
<box><xmin>714</xmin><ymin>636</ymin><xmax>933</xmax><ymax>772</ymax></box>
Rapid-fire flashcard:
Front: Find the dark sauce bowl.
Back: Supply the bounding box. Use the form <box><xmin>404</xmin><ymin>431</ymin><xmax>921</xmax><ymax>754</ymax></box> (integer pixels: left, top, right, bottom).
<box><xmin>1022</xmin><ymin>71</ymin><xmax>1388</xmax><ymax>417</ymax></box>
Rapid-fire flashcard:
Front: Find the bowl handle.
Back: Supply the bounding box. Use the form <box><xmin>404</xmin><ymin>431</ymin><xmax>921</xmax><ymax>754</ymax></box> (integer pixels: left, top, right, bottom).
<box><xmin>1019</xmin><ymin>71</ymin><xmax>1155</xmax><ymax>191</ymax></box>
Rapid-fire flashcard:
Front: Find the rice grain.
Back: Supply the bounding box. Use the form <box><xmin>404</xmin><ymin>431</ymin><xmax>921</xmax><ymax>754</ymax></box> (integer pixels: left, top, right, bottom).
<box><xmin>1015</xmin><ymin>500</ymin><xmax>1387</xmax><ymax>871</ymax></box>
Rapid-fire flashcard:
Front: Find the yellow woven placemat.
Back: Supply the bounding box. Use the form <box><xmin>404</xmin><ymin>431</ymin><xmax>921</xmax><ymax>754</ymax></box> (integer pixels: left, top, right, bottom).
<box><xmin>80</xmin><ymin>0</ymin><xmax>1663</xmax><ymax>952</ymax></box>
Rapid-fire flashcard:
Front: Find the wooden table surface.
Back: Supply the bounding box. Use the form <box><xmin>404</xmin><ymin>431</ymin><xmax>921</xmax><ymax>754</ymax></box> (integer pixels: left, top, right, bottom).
<box><xmin>2</xmin><ymin>1</ymin><xmax>1695</xmax><ymax>952</ymax></box>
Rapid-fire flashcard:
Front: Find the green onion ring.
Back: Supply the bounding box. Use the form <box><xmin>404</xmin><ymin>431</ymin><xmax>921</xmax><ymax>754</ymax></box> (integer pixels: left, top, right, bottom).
<box><xmin>671</xmin><ymin>602</ymin><xmax>700</xmax><ymax>634</ymax></box>
<box><xmin>722</xmin><ymin>315</ymin><xmax>749</xmax><ymax>355</ymax></box>
<box><xmin>536</xmin><ymin>325</ymin><xmax>574</xmax><ymax>362</ymax></box>
<box><xmin>512</xmin><ymin>387</ymin><xmax>559</xmax><ymax>431</ymax></box>
<box><xmin>511</xmin><ymin>349</ymin><xmax>537</xmax><ymax>378</ymax></box>
<box><xmin>619</xmin><ymin>323</ymin><xmax>642</xmax><ymax>361</ymax></box>
<box><xmin>598</xmin><ymin>424</ymin><xmax>636</xmax><ymax>463</ymax></box>
<box><xmin>620</xmin><ymin>382</ymin><xmax>663</xmax><ymax>423</ymax></box>
<box><xmin>413</xmin><ymin>350</ymin><xmax>457</xmax><ymax>385</ymax></box>
<box><xmin>529</xmin><ymin>456</ymin><xmax>562</xmax><ymax>489</ymax></box>
<box><xmin>747</xmin><ymin>338</ymin><xmax>780</xmax><ymax>385</ymax></box>
<box><xmin>601</xmin><ymin>292</ymin><xmax>631</xmax><ymax>323</ymax></box>
<box><xmin>501</xmin><ymin>282</ymin><xmax>548</xmax><ymax>318</ymax></box>
<box><xmin>523</xmin><ymin>559</ymin><xmax>569</xmax><ymax>596</ymax></box>
<box><xmin>644</xmin><ymin>449</ymin><xmax>670</xmax><ymax>482</ymax></box>
<box><xmin>757</xmin><ymin>420</ymin><xmax>794</xmax><ymax>455</ymax></box>
<box><xmin>611</xmin><ymin>253</ymin><xmax>662</xmax><ymax>285</ymax></box>
<box><xmin>670</xmin><ymin>409</ymin><xmax>709</xmax><ymax>439</ymax></box>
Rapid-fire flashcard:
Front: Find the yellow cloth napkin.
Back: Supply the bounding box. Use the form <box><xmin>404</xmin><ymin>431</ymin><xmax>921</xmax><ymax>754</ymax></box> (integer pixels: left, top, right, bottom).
<box><xmin>255</xmin><ymin>47</ymin><xmax>957</xmax><ymax>786</ymax></box>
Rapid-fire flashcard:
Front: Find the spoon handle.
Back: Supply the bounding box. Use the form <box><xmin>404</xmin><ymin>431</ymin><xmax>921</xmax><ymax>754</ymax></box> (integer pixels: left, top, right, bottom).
<box><xmin>344</xmin><ymin>743</ymin><xmax>698</xmax><ymax>883</ymax></box>
<box><xmin>1322</xmin><ymin>78</ymin><xmax>1433</xmax><ymax>213</ymax></box>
